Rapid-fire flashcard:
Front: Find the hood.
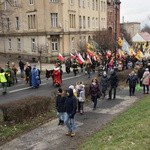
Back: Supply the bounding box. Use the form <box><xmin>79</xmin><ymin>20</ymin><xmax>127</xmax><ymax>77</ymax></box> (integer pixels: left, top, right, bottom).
<box><xmin>67</xmin><ymin>88</ymin><xmax>74</xmax><ymax>97</ymax></box>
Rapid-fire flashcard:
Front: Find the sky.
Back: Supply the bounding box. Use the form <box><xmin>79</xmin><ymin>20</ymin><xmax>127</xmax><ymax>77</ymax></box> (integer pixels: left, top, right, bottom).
<box><xmin>120</xmin><ymin>0</ymin><xmax>150</xmax><ymax>28</ymax></box>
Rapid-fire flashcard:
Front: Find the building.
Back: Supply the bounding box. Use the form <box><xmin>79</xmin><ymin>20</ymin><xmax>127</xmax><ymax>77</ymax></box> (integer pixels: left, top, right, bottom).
<box><xmin>0</xmin><ymin>0</ymin><xmax>107</xmax><ymax>62</ymax></box>
<box><xmin>107</xmin><ymin>0</ymin><xmax>121</xmax><ymax>37</ymax></box>
<box><xmin>120</xmin><ymin>22</ymin><xmax>141</xmax><ymax>39</ymax></box>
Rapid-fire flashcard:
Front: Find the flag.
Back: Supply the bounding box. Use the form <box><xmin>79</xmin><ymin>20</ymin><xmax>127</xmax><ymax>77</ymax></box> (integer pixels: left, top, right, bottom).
<box><xmin>117</xmin><ymin>37</ymin><xmax>123</xmax><ymax>47</ymax></box>
<box><xmin>129</xmin><ymin>48</ymin><xmax>136</xmax><ymax>56</ymax></box>
<box><xmin>86</xmin><ymin>53</ymin><xmax>92</xmax><ymax>64</ymax></box>
<box><xmin>70</xmin><ymin>53</ymin><xmax>76</xmax><ymax>59</ymax></box>
<box><xmin>75</xmin><ymin>50</ymin><xmax>85</xmax><ymax>64</ymax></box>
<box><xmin>135</xmin><ymin>50</ymin><xmax>143</xmax><ymax>61</ymax></box>
<box><xmin>122</xmin><ymin>37</ymin><xmax>130</xmax><ymax>54</ymax></box>
<box><xmin>57</xmin><ymin>53</ymin><xmax>65</xmax><ymax>61</ymax></box>
<box><xmin>87</xmin><ymin>49</ymin><xmax>95</xmax><ymax>57</ymax></box>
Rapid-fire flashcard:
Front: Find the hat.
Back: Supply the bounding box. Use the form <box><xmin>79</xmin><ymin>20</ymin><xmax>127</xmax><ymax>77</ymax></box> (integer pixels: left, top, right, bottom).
<box><xmin>69</xmin><ymin>85</ymin><xmax>75</xmax><ymax>90</ymax></box>
<box><xmin>58</xmin><ymin>88</ymin><xmax>62</xmax><ymax>93</ymax></box>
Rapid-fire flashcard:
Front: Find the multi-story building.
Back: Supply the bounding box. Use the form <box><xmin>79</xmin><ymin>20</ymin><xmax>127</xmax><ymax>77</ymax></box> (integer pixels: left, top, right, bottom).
<box><xmin>120</xmin><ymin>22</ymin><xmax>141</xmax><ymax>38</ymax></box>
<box><xmin>107</xmin><ymin>0</ymin><xmax>121</xmax><ymax>37</ymax></box>
<box><xmin>0</xmin><ymin>0</ymin><xmax>107</xmax><ymax>62</ymax></box>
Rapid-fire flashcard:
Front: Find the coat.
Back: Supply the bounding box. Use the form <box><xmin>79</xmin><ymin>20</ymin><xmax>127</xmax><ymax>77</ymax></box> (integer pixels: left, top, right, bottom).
<box><xmin>109</xmin><ymin>72</ymin><xmax>119</xmax><ymax>87</ymax></box>
<box><xmin>65</xmin><ymin>88</ymin><xmax>77</xmax><ymax>118</ymax></box>
<box><xmin>56</xmin><ymin>94</ymin><xmax>66</xmax><ymax>113</ymax></box>
<box><xmin>126</xmin><ymin>74</ymin><xmax>138</xmax><ymax>87</ymax></box>
<box><xmin>141</xmin><ymin>71</ymin><xmax>150</xmax><ymax>85</ymax></box>
<box><xmin>89</xmin><ymin>82</ymin><xmax>100</xmax><ymax>96</ymax></box>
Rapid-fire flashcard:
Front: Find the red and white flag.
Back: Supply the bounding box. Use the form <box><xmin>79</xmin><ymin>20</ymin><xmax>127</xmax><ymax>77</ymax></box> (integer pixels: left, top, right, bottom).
<box><xmin>86</xmin><ymin>53</ymin><xmax>92</xmax><ymax>64</ymax></box>
<box><xmin>57</xmin><ymin>53</ymin><xmax>65</xmax><ymax>62</ymax></box>
<box><xmin>75</xmin><ymin>50</ymin><xmax>85</xmax><ymax>64</ymax></box>
<box><xmin>70</xmin><ymin>53</ymin><xmax>76</xmax><ymax>59</ymax></box>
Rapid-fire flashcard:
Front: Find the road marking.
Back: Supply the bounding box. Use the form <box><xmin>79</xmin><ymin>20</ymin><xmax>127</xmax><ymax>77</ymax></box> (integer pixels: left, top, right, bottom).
<box><xmin>8</xmin><ymin>75</ymin><xmax>82</xmax><ymax>93</ymax></box>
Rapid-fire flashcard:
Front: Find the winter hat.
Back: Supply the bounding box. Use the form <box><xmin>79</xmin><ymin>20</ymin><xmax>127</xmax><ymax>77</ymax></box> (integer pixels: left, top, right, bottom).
<box><xmin>69</xmin><ymin>85</ymin><xmax>75</xmax><ymax>90</ymax></box>
<box><xmin>58</xmin><ymin>88</ymin><xmax>62</xmax><ymax>93</ymax></box>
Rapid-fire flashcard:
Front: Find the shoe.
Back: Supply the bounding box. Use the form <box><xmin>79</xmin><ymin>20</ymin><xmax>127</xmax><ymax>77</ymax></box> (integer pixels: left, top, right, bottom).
<box><xmin>107</xmin><ymin>98</ymin><xmax>111</xmax><ymax>100</ymax></box>
<box><xmin>60</xmin><ymin>120</ymin><xmax>64</xmax><ymax>125</ymax></box>
<box><xmin>66</xmin><ymin>131</ymin><xmax>71</xmax><ymax>136</ymax></box>
<box><xmin>58</xmin><ymin>120</ymin><xmax>61</xmax><ymax>125</ymax></box>
<box><xmin>70</xmin><ymin>132</ymin><xmax>75</xmax><ymax>137</ymax></box>
<box><xmin>93</xmin><ymin>108</ymin><xmax>96</xmax><ymax>111</ymax></box>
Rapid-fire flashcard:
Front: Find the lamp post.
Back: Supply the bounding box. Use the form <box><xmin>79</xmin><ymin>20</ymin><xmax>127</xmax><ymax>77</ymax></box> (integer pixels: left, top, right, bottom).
<box><xmin>114</xmin><ymin>0</ymin><xmax>121</xmax><ymax>67</ymax></box>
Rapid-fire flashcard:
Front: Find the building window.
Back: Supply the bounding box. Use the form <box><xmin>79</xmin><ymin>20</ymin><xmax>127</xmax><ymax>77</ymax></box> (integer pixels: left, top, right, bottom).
<box><xmin>70</xmin><ymin>0</ymin><xmax>74</xmax><ymax>5</ymax></box>
<box><xmin>29</xmin><ymin>0</ymin><xmax>34</xmax><ymax>5</ymax></box>
<box><xmin>8</xmin><ymin>38</ymin><xmax>12</xmax><ymax>49</ymax></box>
<box><xmin>6</xmin><ymin>18</ymin><xmax>10</xmax><ymax>31</ymax></box>
<box><xmin>50</xmin><ymin>0</ymin><xmax>58</xmax><ymax>2</ymax></box>
<box><xmin>83</xmin><ymin>0</ymin><xmax>85</xmax><ymax>8</ymax></box>
<box><xmin>71</xmin><ymin>37</ymin><xmax>75</xmax><ymax>51</ymax></box>
<box><xmin>70</xmin><ymin>14</ymin><xmax>76</xmax><ymax>28</ymax></box>
<box><xmin>78</xmin><ymin>0</ymin><xmax>82</xmax><ymax>7</ymax></box>
<box><xmin>28</xmin><ymin>14</ymin><xmax>36</xmax><ymax>29</ymax></box>
<box><xmin>16</xmin><ymin>17</ymin><xmax>19</xmax><ymax>30</ymax></box>
<box><xmin>4</xmin><ymin>1</ymin><xmax>7</xmax><ymax>10</ymax></box>
<box><xmin>31</xmin><ymin>38</ymin><xmax>36</xmax><ymax>52</ymax></box>
<box><xmin>14</xmin><ymin>0</ymin><xmax>17</xmax><ymax>6</ymax></box>
<box><xmin>92</xmin><ymin>0</ymin><xmax>94</xmax><ymax>10</ymax></box>
<box><xmin>83</xmin><ymin>16</ymin><xmax>86</xmax><ymax>29</ymax></box>
<box><xmin>88</xmin><ymin>0</ymin><xmax>90</xmax><ymax>9</ymax></box>
<box><xmin>92</xmin><ymin>17</ymin><xmax>95</xmax><ymax>29</ymax></box>
<box><xmin>79</xmin><ymin>16</ymin><xmax>82</xmax><ymax>29</ymax></box>
<box><xmin>88</xmin><ymin>17</ymin><xmax>90</xmax><ymax>28</ymax></box>
<box><xmin>96</xmin><ymin>0</ymin><xmax>98</xmax><ymax>11</ymax></box>
<box><xmin>17</xmin><ymin>38</ymin><xmax>21</xmax><ymax>50</ymax></box>
<box><xmin>52</xmin><ymin>37</ymin><xmax>58</xmax><ymax>51</ymax></box>
<box><xmin>96</xmin><ymin>18</ymin><xmax>98</xmax><ymax>28</ymax></box>
<box><xmin>51</xmin><ymin>13</ymin><xmax>58</xmax><ymax>28</ymax></box>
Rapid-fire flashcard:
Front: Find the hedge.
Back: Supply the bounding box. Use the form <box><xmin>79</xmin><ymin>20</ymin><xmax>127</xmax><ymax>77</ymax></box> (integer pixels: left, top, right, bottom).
<box><xmin>0</xmin><ymin>96</ymin><xmax>53</xmax><ymax>124</ymax></box>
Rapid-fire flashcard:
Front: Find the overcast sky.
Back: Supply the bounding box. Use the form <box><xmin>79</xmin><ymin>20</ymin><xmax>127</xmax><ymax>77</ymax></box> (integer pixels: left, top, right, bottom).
<box><xmin>120</xmin><ymin>0</ymin><xmax>150</xmax><ymax>27</ymax></box>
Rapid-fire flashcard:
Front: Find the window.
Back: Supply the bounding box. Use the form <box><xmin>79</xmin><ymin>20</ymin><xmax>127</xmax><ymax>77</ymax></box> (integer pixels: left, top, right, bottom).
<box><xmin>78</xmin><ymin>0</ymin><xmax>82</xmax><ymax>7</ymax></box>
<box><xmin>88</xmin><ymin>17</ymin><xmax>90</xmax><ymax>28</ymax></box>
<box><xmin>16</xmin><ymin>17</ymin><xmax>19</xmax><ymax>30</ymax></box>
<box><xmin>70</xmin><ymin>0</ymin><xmax>74</xmax><ymax>5</ymax></box>
<box><xmin>6</xmin><ymin>18</ymin><xmax>10</xmax><ymax>31</ymax></box>
<box><xmin>17</xmin><ymin>38</ymin><xmax>21</xmax><ymax>50</ymax></box>
<box><xmin>92</xmin><ymin>17</ymin><xmax>95</xmax><ymax>29</ymax></box>
<box><xmin>71</xmin><ymin>37</ymin><xmax>75</xmax><ymax>51</ymax></box>
<box><xmin>92</xmin><ymin>0</ymin><xmax>94</xmax><ymax>10</ymax></box>
<box><xmin>31</xmin><ymin>38</ymin><xmax>36</xmax><ymax>51</ymax></box>
<box><xmin>51</xmin><ymin>13</ymin><xmax>58</xmax><ymax>27</ymax></box>
<box><xmin>87</xmin><ymin>0</ymin><xmax>90</xmax><ymax>9</ymax></box>
<box><xmin>83</xmin><ymin>0</ymin><xmax>85</xmax><ymax>8</ymax></box>
<box><xmin>50</xmin><ymin>0</ymin><xmax>58</xmax><ymax>2</ymax></box>
<box><xmin>14</xmin><ymin>0</ymin><xmax>17</xmax><ymax>6</ymax></box>
<box><xmin>28</xmin><ymin>14</ymin><xmax>36</xmax><ymax>29</ymax></box>
<box><xmin>8</xmin><ymin>39</ymin><xmax>12</xmax><ymax>49</ymax></box>
<box><xmin>96</xmin><ymin>18</ymin><xmax>98</xmax><ymax>28</ymax></box>
<box><xmin>83</xmin><ymin>16</ymin><xmax>86</xmax><ymax>29</ymax></box>
<box><xmin>79</xmin><ymin>16</ymin><xmax>82</xmax><ymax>29</ymax></box>
<box><xmin>96</xmin><ymin>0</ymin><xmax>98</xmax><ymax>11</ymax></box>
<box><xmin>29</xmin><ymin>0</ymin><xmax>34</xmax><ymax>5</ymax></box>
<box><xmin>4</xmin><ymin>1</ymin><xmax>7</xmax><ymax>10</ymax></box>
<box><xmin>52</xmin><ymin>37</ymin><xmax>58</xmax><ymax>51</ymax></box>
<box><xmin>70</xmin><ymin>14</ymin><xmax>76</xmax><ymax>28</ymax></box>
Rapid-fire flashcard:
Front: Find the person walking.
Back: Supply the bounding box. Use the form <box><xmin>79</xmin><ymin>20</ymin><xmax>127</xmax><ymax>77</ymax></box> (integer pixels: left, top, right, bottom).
<box><xmin>19</xmin><ymin>59</ymin><xmax>25</xmax><ymax>78</ymax></box>
<box><xmin>108</xmin><ymin>69</ymin><xmax>119</xmax><ymax>100</ymax></box>
<box><xmin>100</xmin><ymin>71</ymin><xmax>108</xmax><ymax>99</ymax></box>
<box><xmin>78</xmin><ymin>83</ymin><xmax>85</xmax><ymax>115</ymax></box>
<box><xmin>31</xmin><ymin>65</ymin><xmax>40</xmax><ymax>88</ymax></box>
<box><xmin>11</xmin><ymin>62</ymin><xmax>18</xmax><ymax>84</ymax></box>
<box><xmin>141</xmin><ymin>68</ymin><xmax>150</xmax><ymax>94</ymax></box>
<box><xmin>126</xmin><ymin>71</ymin><xmax>138</xmax><ymax>96</ymax></box>
<box><xmin>56</xmin><ymin>88</ymin><xmax>66</xmax><ymax>125</ymax></box>
<box><xmin>89</xmin><ymin>78</ymin><xmax>100</xmax><ymax>110</ymax></box>
<box><xmin>0</xmin><ymin>69</ymin><xmax>8</xmax><ymax>95</ymax></box>
<box><xmin>64</xmin><ymin>88</ymin><xmax>77</xmax><ymax>137</ymax></box>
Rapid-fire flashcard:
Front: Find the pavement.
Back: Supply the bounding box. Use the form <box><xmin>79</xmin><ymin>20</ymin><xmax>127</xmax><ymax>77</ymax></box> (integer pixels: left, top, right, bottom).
<box><xmin>0</xmin><ymin>86</ymin><xmax>144</xmax><ymax>150</ymax></box>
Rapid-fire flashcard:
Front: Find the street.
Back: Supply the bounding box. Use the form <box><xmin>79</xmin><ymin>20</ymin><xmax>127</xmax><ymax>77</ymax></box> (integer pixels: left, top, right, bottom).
<box><xmin>0</xmin><ymin>71</ymin><xmax>94</xmax><ymax>105</ymax></box>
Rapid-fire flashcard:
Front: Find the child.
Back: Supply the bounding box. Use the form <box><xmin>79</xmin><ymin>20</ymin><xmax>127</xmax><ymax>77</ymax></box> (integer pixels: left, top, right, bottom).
<box><xmin>78</xmin><ymin>84</ymin><xmax>85</xmax><ymax>115</ymax></box>
<box><xmin>56</xmin><ymin>88</ymin><xmax>66</xmax><ymax>125</ymax></box>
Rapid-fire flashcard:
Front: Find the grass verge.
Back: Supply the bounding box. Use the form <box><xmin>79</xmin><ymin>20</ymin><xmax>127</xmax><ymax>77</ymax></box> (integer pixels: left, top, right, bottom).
<box><xmin>79</xmin><ymin>95</ymin><xmax>150</xmax><ymax>150</ymax></box>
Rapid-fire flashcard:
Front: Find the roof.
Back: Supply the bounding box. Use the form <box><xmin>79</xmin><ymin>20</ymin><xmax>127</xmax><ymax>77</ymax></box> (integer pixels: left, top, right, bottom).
<box><xmin>132</xmin><ymin>32</ymin><xmax>150</xmax><ymax>42</ymax></box>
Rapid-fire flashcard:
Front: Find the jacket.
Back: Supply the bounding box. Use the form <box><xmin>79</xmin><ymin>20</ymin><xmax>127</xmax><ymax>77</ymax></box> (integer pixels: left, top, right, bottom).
<box><xmin>126</xmin><ymin>74</ymin><xmax>138</xmax><ymax>87</ymax></box>
<box><xmin>89</xmin><ymin>82</ymin><xmax>100</xmax><ymax>96</ymax></box>
<box><xmin>141</xmin><ymin>71</ymin><xmax>150</xmax><ymax>85</ymax></box>
<box><xmin>109</xmin><ymin>72</ymin><xmax>119</xmax><ymax>87</ymax></box>
<box><xmin>0</xmin><ymin>72</ymin><xmax>7</xmax><ymax>83</ymax></box>
<box><xmin>56</xmin><ymin>94</ymin><xmax>66</xmax><ymax>113</ymax></box>
<box><xmin>65</xmin><ymin>88</ymin><xmax>77</xmax><ymax>118</ymax></box>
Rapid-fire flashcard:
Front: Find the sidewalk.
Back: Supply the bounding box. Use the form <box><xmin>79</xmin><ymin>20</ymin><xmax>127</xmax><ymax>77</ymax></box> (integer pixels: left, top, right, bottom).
<box><xmin>0</xmin><ymin>87</ymin><xmax>144</xmax><ymax>150</ymax></box>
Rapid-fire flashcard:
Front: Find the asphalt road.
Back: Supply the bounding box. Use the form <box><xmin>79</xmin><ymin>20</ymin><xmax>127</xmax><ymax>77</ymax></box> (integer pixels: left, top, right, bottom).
<box><xmin>0</xmin><ymin>71</ymin><xmax>96</xmax><ymax>105</ymax></box>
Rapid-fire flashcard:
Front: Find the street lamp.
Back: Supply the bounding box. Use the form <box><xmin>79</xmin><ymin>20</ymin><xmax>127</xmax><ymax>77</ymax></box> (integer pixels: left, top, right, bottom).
<box><xmin>114</xmin><ymin>0</ymin><xmax>121</xmax><ymax>67</ymax></box>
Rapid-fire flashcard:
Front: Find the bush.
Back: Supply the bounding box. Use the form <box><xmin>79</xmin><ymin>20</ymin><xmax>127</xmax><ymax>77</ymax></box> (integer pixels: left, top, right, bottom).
<box><xmin>0</xmin><ymin>96</ymin><xmax>53</xmax><ymax>124</ymax></box>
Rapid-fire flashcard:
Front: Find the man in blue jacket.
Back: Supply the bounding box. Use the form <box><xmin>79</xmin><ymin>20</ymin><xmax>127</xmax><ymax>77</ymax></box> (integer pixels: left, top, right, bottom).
<box><xmin>64</xmin><ymin>88</ymin><xmax>77</xmax><ymax>137</ymax></box>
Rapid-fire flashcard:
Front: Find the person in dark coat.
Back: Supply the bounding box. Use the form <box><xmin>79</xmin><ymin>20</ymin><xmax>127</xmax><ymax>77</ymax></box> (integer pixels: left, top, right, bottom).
<box><xmin>31</xmin><ymin>65</ymin><xmax>40</xmax><ymax>88</ymax></box>
<box><xmin>72</xmin><ymin>60</ymin><xmax>78</xmax><ymax>76</ymax></box>
<box><xmin>108</xmin><ymin>69</ymin><xmax>119</xmax><ymax>100</ymax></box>
<box><xmin>126</xmin><ymin>71</ymin><xmax>138</xmax><ymax>96</ymax></box>
<box><xmin>19</xmin><ymin>60</ymin><xmax>25</xmax><ymax>78</ymax></box>
<box><xmin>56</xmin><ymin>88</ymin><xmax>66</xmax><ymax>125</ymax></box>
<box><xmin>64</xmin><ymin>88</ymin><xmax>77</xmax><ymax>137</ymax></box>
<box><xmin>137</xmin><ymin>64</ymin><xmax>145</xmax><ymax>86</ymax></box>
<box><xmin>100</xmin><ymin>71</ymin><xmax>108</xmax><ymax>99</ymax></box>
<box><xmin>89</xmin><ymin>78</ymin><xmax>100</xmax><ymax>110</ymax></box>
<box><xmin>65</xmin><ymin>58</ymin><xmax>71</xmax><ymax>74</ymax></box>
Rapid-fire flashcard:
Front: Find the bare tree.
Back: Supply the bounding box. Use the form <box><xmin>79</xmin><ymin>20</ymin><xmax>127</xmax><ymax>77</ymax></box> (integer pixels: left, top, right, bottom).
<box><xmin>141</xmin><ymin>24</ymin><xmax>150</xmax><ymax>34</ymax></box>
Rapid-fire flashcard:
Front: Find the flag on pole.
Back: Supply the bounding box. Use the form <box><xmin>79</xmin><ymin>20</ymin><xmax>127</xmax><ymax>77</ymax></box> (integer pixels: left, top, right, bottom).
<box><xmin>57</xmin><ymin>53</ymin><xmax>65</xmax><ymax>62</ymax></box>
<box><xmin>70</xmin><ymin>53</ymin><xmax>76</xmax><ymax>59</ymax></box>
<box><xmin>86</xmin><ymin>53</ymin><xmax>92</xmax><ymax>64</ymax></box>
<box><xmin>75</xmin><ymin>50</ymin><xmax>85</xmax><ymax>64</ymax></box>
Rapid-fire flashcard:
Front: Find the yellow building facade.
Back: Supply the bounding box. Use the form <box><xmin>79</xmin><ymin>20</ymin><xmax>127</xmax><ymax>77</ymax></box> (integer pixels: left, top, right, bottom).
<box><xmin>0</xmin><ymin>0</ymin><xmax>107</xmax><ymax>62</ymax></box>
